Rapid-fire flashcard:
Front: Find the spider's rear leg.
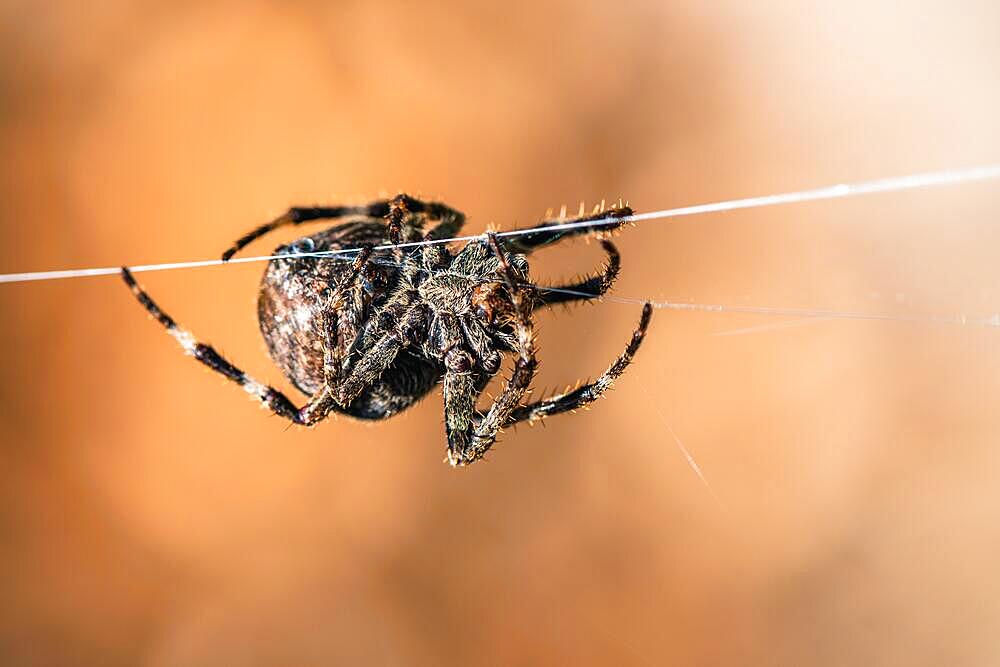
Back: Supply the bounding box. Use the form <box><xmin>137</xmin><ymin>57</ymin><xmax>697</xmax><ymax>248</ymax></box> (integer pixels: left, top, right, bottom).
<box><xmin>505</xmin><ymin>303</ymin><xmax>652</xmax><ymax>427</ymax></box>
<box><xmin>502</xmin><ymin>204</ymin><xmax>634</xmax><ymax>255</ymax></box>
<box><xmin>121</xmin><ymin>268</ymin><xmax>333</xmax><ymax>425</ymax></box>
<box><xmin>221</xmin><ymin>202</ymin><xmax>394</xmax><ymax>261</ymax></box>
<box><xmin>534</xmin><ymin>240</ymin><xmax>621</xmax><ymax>309</ymax></box>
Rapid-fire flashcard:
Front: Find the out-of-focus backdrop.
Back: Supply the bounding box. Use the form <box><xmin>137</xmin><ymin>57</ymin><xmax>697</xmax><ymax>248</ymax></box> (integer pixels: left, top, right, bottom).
<box><xmin>2</xmin><ymin>1</ymin><xmax>1000</xmax><ymax>664</ymax></box>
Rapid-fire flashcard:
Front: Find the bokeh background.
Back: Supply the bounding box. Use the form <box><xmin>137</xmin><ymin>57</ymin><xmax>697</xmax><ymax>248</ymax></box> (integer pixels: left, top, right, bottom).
<box><xmin>2</xmin><ymin>1</ymin><xmax>1000</xmax><ymax>664</ymax></box>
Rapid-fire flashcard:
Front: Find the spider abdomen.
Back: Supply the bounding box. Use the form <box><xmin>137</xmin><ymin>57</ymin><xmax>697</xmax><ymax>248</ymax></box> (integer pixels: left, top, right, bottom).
<box><xmin>257</xmin><ymin>221</ymin><xmax>441</xmax><ymax>419</ymax></box>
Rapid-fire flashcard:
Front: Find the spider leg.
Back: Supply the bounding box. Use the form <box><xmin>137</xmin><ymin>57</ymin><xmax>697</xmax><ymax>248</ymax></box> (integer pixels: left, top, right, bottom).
<box><xmin>423</xmin><ymin>204</ymin><xmax>466</xmax><ymax>242</ymax></box>
<box><xmin>221</xmin><ymin>202</ymin><xmax>394</xmax><ymax>261</ymax></box>
<box><xmin>534</xmin><ymin>239</ymin><xmax>620</xmax><ymax>309</ymax></box>
<box><xmin>431</xmin><ymin>309</ymin><xmax>497</xmax><ymax>462</ymax></box>
<box><xmin>505</xmin><ymin>303</ymin><xmax>652</xmax><ymax>426</ymax></box>
<box><xmin>321</xmin><ymin>244</ymin><xmax>374</xmax><ymax>387</ymax></box>
<box><xmin>451</xmin><ymin>233</ymin><xmax>539</xmax><ymax>465</ymax></box>
<box><xmin>501</xmin><ymin>204</ymin><xmax>633</xmax><ymax>254</ymax></box>
<box><xmin>442</xmin><ymin>370</ymin><xmax>476</xmax><ymax>460</ymax></box>
<box><xmin>383</xmin><ymin>194</ymin><xmax>466</xmax><ymax>241</ymax></box>
<box><xmin>121</xmin><ymin>268</ymin><xmax>332</xmax><ymax>425</ymax></box>
<box><xmin>419</xmin><ymin>203</ymin><xmax>466</xmax><ymax>271</ymax></box>
<box><xmin>384</xmin><ymin>194</ymin><xmax>467</xmax><ymax>275</ymax></box>
<box><xmin>332</xmin><ymin>303</ymin><xmax>428</xmax><ymax>408</ymax></box>
<box><xmin>439</xmin><ymin>317</ymin><xmax>479</xmax><ymax>460</ymax></box>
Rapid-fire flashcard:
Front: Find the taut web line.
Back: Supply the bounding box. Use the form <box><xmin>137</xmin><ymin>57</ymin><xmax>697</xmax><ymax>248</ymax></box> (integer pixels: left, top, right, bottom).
<box><xmin>2</xmin><ymin>163</ymin><xmax>1000</xmax><ymax>328</ymax></box>
<box><xmin>0</xmin><ymin>163</ymin><xmax>997</xmax><ymax>285</ymax></box>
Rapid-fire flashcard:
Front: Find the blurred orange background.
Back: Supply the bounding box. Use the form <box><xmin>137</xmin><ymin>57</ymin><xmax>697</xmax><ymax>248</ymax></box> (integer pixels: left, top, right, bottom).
<box><xmin>2</xmin><ymin>1</ymin><xmax>1000</xmax><ymax>664</ymax></box>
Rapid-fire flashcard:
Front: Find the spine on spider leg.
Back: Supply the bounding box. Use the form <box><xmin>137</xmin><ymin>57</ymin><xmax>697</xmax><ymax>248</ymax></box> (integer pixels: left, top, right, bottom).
<box><xmin>506</xmin><ymin>205</ymin><xmax>634</xmax><ymax>252</ymax></box>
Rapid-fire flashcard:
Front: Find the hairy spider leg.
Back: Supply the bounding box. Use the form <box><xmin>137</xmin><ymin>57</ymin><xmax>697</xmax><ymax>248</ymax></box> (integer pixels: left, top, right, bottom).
<box><xmin>384</xmin><ymin>194</ymin><xmax>466</xmax><ymax>272</ymax></box>
<box><xmin>120</xmin><ymin>267</ymin><xmax>330</xmax><ymax>425</ymax></box>
<box><xmin>436</xmin><ymin>310</ymin><xmax>478</xmax><ymax>459</ymax></box>
<box><xmin>449</xmin><ymin>232</ymin><xmax>540</xmax><ymax>465</ymax></box>
<box><xmin>222</xmin><ymin>196</ymin><xmax>462</xmax><ymax>259</ymax></box>
<box><xmin>382</xmin><ymin>194</ymin><xmax>466</xmax><ymax>240</ymax></box>
<box><xmin>416</xmin><ymin>203</ymin><xmax>466</xmax><ymax>278</ymax></box>
<box><xmin>332</xmin><ymin>302</ymin><xmax>428</xmax><ymax>407</ymax></box>
<box><xmin>222</xmin><ymin>193</ymin><xmax>464</xmax><ymax>264</ymax></box>
<box><xmin>321</xmin><ymin>244</ymin><xmax>374</xmax><ymax>388</ymax></box>
<box><xmin>337</xmin><ymin>279</ymin><xmax>418</xmax><ymax>374</ymax></box>
<box><xmin>332</xmin><ymin>198</ymin><xmax>465</xmax><ymax>395</ymax></box>
<box><xmin>501</xmin><ymin>205</ymin><xmax>634</xmax><ymax>255</ymax></box>
<box><xmin>421</xmin><ymin>203</ymin><xmax>466</xmax><ymax>242</ymax></box>
<box><xmin>122</xmin><ymin>262</ymin><xmax>426</xmax><ymax>425</ymax></box>
<box><xmin>221</xmin><ymin>203</ymin><xmax>397</xmax><ymax>261</ymax></box>
<box><xmin>505</xmin><ymin>303</ymin><xmax>652</xmax><ymax>426</ymax></box>
<box><xmin>533</xmin><ymin>239</ymin><xmax>621</xmax><ymax>308</ymax></box>
<box><xmin>370</xmin><ymin>196</ymin><xmax>468</xmax><ymax>307</ymax></box>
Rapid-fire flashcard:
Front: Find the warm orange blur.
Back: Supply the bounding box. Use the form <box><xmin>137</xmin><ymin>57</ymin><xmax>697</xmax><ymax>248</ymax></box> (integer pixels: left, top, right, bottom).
<box><xmin>3</xmin><ymin>2</ymin><xmax>1000</xmax><ymax>664</ymax></box>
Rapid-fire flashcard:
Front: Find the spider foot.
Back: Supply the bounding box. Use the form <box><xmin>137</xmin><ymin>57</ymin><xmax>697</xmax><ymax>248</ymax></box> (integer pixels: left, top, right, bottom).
<box><xmin>445</xmin><ymin>436</ymin><xmax>492</xmax><ymax>467</ymax></box>
<box><xmin>445</xmin><ymin>449</ymin><xmax>466</xmax><ymax>467</ymax></box>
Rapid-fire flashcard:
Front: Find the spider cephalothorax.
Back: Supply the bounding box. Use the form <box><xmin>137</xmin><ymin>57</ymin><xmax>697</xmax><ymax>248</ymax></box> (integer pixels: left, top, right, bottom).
<box><xmin>122</xmin><ymin>195</ymin><xmax>651</xmax><ymax>465</ymax></box>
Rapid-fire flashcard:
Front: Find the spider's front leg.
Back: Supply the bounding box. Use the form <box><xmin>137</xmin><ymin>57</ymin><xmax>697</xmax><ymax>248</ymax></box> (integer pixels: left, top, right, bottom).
<box><xmin>447</xmin><ymin>233</ymin><xmax>539</xmax><ymax>466</ymax></box>
<box><xmin>441</xmin><ymin>350</ymin><xmax>478</xmax><ymax>463</ymax></box>
<box><xmin>436</xmin><ymin>309</ymin><xmax>497</xmax><ymax>463</ymax></box>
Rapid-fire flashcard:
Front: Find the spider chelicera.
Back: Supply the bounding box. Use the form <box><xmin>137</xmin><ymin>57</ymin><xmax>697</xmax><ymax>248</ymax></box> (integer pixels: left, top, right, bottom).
<box><xmin>122</xmin><ymin>195</ymin><xmax>652</xmax><ymax>466</ymax></box>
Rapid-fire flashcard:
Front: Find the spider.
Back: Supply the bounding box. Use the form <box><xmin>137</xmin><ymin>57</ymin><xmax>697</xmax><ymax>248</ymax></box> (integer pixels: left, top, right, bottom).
<box><xmin>121</xmin><ymin>195</ymin><xmax>652</xmax><ymax>466</ymax></box>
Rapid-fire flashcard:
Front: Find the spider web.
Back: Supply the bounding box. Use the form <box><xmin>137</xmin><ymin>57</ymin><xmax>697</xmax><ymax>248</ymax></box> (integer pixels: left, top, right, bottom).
<box><xmin>1</xmin><ymin>161</ymin><xmax>999</xmax><ymax>338</ymax></box>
